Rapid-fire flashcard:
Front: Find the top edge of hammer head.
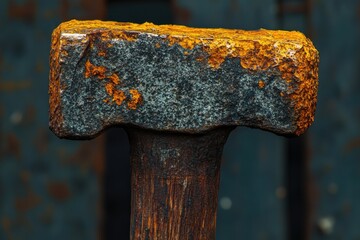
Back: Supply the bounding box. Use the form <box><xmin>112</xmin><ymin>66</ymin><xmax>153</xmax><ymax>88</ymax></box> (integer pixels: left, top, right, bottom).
<box><xmin>49</xmin><ymin>20</ymin><xmax>319</xmax><ymax>139</ymax></box>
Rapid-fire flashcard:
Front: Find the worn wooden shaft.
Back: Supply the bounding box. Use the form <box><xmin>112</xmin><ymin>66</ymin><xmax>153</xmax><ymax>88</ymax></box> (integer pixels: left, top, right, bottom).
<box><xmin>126</xmin><ymin>127</ymin><xmax>234</xmax><ymax>240</ymax></box>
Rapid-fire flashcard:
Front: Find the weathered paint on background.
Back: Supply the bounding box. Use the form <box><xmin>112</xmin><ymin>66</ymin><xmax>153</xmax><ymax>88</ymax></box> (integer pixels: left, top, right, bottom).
<box><xmin>0</xmin><ymin>0</ymin><xmax>105</xmax><ymax>239</ymax></box>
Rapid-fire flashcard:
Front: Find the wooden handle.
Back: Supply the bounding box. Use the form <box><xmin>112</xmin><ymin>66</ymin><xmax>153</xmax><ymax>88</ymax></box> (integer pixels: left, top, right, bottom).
<box><xmin>126</xmin><ymin>127</ymin><xmax>233</xmax><ymax>240</ymax></box>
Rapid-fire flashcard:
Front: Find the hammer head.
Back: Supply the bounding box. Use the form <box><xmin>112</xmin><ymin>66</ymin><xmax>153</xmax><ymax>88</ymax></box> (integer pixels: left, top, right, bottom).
<box><xmin>49</xmin><ymin>20</ymin><xmax>319</xmax><ymax>139</ymax></box>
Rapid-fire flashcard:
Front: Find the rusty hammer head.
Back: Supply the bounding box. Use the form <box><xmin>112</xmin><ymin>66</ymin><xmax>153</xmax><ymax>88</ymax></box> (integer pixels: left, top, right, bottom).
<box><xmin>49</xmin><ymin>20</ymin><xmax>319</xmax><ymax>138</ymax></box>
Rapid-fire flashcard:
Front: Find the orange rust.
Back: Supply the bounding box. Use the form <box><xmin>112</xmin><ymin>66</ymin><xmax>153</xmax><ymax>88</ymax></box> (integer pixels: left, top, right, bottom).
<box><xmin>113</xmin><ymin>89</ymin><xmax>126</xmax><ymax>105</ymax></box>
<box><xmin>98</xmin><ymin>51</ymin><xmax>106</xmax><ymax>57</ymax></box>
<box><xmin>55</xmin><ymin>20</ymin><xmax>318</xmax><ymax>69</ymax></box>
<box><xmin>104</xmin><ymin>82</ymin><xmax>126</xmax><ymax>105</ymax></box>
<box><xmin>62</xmin><ymin>50</ymin><xmax>68</xmax><ymax>56</ymax></box>
<box><xmin>155</xmin><ymin>43</ymin><xmax>161</xmax><ymax>48</ymax></box>
<box><xmin>128</xmin><ymin>89</ymin><xmax>143</xmax><ymax>110</ymax></box>
<box><xmin>85</xmin><ymin>59</ymin><xmax>107</xmax><ymax>79</ymax></box>
<box><xmin>289</xmin><ymin>45</ymin><xmax>319</xmax><ymax>135</ymax></box>
<box><xmin>108</xmin><ymin>73</ymin><xmax>120</xmax><ymax>84</ymax></box>
<box><xmin>105</xmin><ymin>82</ymin><xmax>114</xmax><ymax>96</ymax></box>
<box><xmin>196</xmin><ymin>56</ymin><xmax>206</xmax><ymax>62</ymax></box>
<box><xmin>84</xmin><ymin>60</ymin><xmax>130</xmax><ymax>107</ymax></box>
<box><xmin>258</xmin><ymin>80</ymin><xmax>265</xmax><ymax>88</ymax></box>
<box><xmin>49</xmin><ymin>25</ymin><xmax>63</xmax><ymax>132</ymax></box>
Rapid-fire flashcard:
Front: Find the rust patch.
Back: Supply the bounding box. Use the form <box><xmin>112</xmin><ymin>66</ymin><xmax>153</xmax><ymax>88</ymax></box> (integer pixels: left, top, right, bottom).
<box><xmin>128</xmin><ymin>89</ymin><xmax>143</xmax><ymax>110</ymax></box>
<box><xmin>83</xmin><ymin>60</ymin><xmax>143</xmax><ymax>108</ymax></box>
<box><xmin>258</xmin><ymin>80</ymin><xmax>265</xmax><ymax>88</ymax></box>
<box><xmin>104</xmin><ymin>78</ymin><xmax>126</xmax><ymax>106</ymax></box>
<box><xmin>113</xmin><ymin>89</ymin><xmax>126</xmax><ymax>106</ymax></box>
<box><xmin>108</xmin><ymin>73</ymin><xmax>120</xmax><ymax>84</ymax></box>
<box><xmin>85</xmin><ymin>59</ymin><xmax>107</xmax><ymax>79</ymax></box>
<box><xmin>289</xmin><ymin>46</ymin><xmax>319</xmax><ymax>135</ymax></box>
<box><xmin>105</xmin><ymin>82</ymin><xmax>114</xmax><ymax>96</ymax></box>
<box><xmin>47</xmin><ymin>182</ymin><xmax>71</xmax><ymax>201</ymax></box>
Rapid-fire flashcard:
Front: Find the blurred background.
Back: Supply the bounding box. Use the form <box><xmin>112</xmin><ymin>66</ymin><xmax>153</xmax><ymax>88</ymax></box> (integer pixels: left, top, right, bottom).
<box><xmin>0</xmin><ymin>0</ymin><xmax>359</xmax><ymax>239</ymax></box>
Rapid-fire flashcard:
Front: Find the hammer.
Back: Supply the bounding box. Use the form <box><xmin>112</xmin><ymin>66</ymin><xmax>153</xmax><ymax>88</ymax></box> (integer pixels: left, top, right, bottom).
<box><xmin>49</xmin><ymin>20</ymin><xmax>319</xmax><ymax>239</ymax></box>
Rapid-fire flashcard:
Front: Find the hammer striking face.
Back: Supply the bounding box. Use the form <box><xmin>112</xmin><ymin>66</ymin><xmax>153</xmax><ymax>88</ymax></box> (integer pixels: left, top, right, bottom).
<box><xmin>49</xmin><ymin>20</ymin><xmax>319</xmax><ymax>138</ymax></box>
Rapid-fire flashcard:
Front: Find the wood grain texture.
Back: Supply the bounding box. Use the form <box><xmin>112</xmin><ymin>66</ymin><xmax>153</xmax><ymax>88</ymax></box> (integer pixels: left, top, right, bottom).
<box><xmin>127</xmin><ymin>127</ymin><xmax>234</xmax><ymax>240</ymax></box>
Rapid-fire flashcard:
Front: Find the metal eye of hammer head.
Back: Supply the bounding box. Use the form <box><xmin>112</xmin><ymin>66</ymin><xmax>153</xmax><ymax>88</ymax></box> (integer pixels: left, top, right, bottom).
<box><xmin>49</xmin><ymin>20</ymin><xmax>319</xmax><ymax>240</ymax></box>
